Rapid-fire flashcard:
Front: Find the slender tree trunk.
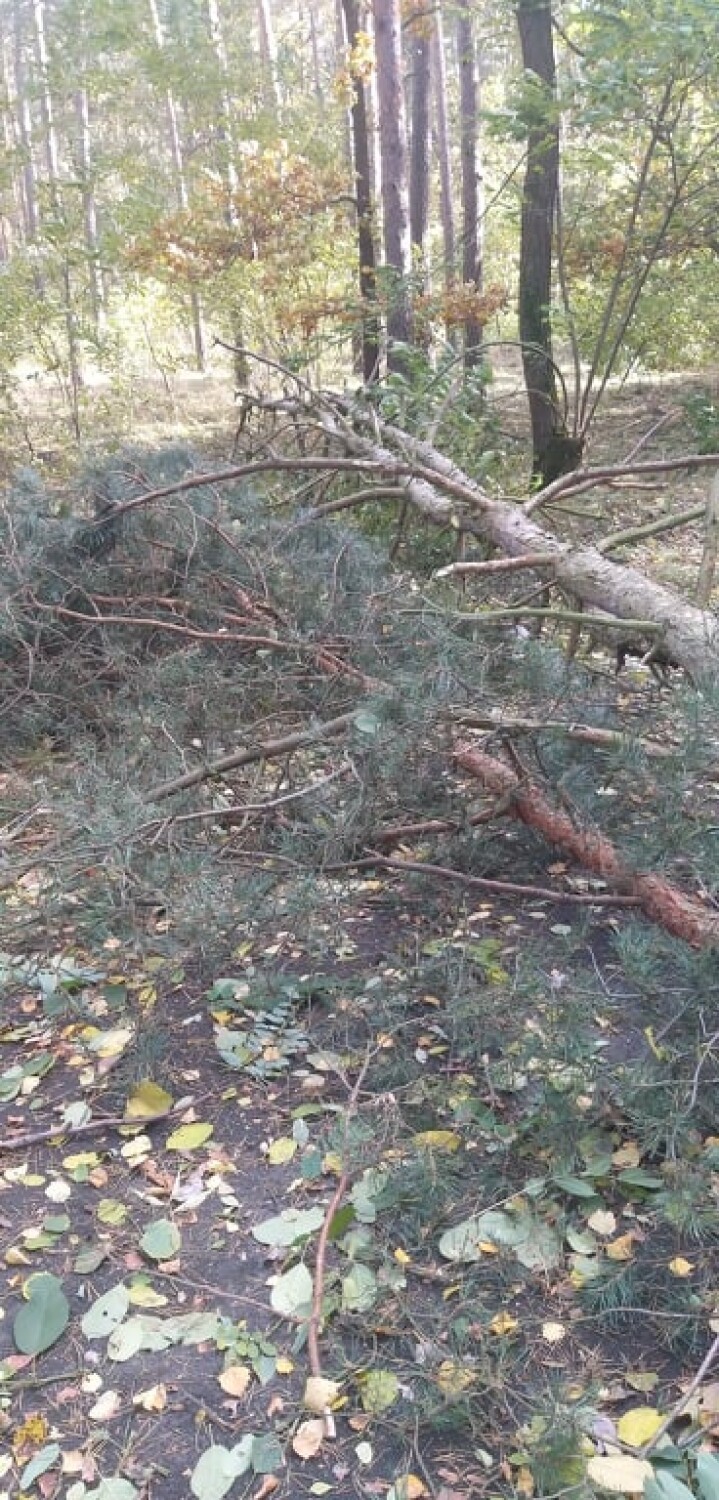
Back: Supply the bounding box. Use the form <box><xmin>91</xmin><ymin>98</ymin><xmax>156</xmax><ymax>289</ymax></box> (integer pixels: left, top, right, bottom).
<box><xmin>257</xmin><ymin>0</ymin><xmax>281</xmax><ymax>109</ymax></box>
<box><xmin>372</xmin><ymin>0</ymin><xmax>413</xmax><ymax>366</ymax></box>
<box><xmin>13</xmin><ymin>4</ymin><xmax>39</xmax><ymax>248</ymax></box>
<box><xmin>31</xmin><ymin>0</ymin><xmax>82</xmax><ymax>430</ymax></box>
<box><xmin>307</xmin><ymin>0</ymin><xmax>324</xmax><ymax>108</ymax></box>
<box><xmin>74</xmin><ymin>88</ymin><xmax>105</xmax><ymax>337</ymax></box>
<box><xmin>433</xmin><ymin>4</ymin><xmax>456</xmax><ymax>340</ymax></box>
<box><xmin>408</xmin><ymin>12</ymin><xmax>431</xmax><ymax>297</ymax></box>
<box><xmin>342</xmin><ymin>0</ymin><xmax>379</xmax><ymax>382</ymax></box>
<box><xmin>206</xmin><ymin>0</ymin><xmax>248</xmax><ymax>384</ymax></box>
<box><xmin>148</xmin><ymin>0</ymin><xmax>205</xmax><ymax>371</ymax></box>
<box><xmin>457</xmin><ymin>0</ymin><xmax>483</xmax><ymax>373</ymax></box>
<box><xmin>516</xmin><ymin>0</ymin><xmax>563</xmax><ymax>480</ymax></box>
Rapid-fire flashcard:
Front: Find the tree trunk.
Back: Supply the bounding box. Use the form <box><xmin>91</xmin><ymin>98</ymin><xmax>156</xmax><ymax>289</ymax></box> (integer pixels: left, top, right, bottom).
<box><xmin>31</xmin><ymin>0</ymin><xmax>82</xmax><ymax>431</ymax></box>
<box><xmin>408</xmin><ymin>11</ymin><xmax>431</xmax><ymax>296</ymax></box>
<box><xmin>342</xmin><ymin>0</ymin><xmax>380</xmax><ymax>383</ymax></box>
<box><xmin>457</xmin><ymin>0</ymin><xmax>483</xmax><ymax>373</ymax></box>
<box><xmin>74</xmin><ymin>88</ymin><xmax>105</xmax><ymax>338</ymax></box>
<box><xmin>372</xmin><ymin>0</ymin><xmax>413</xmax><ymax>367</ymax></box>
<box><xmin>206</xmin><ymin>0</ymin><xmax>248</xmax><ymax>385</ymax></box>
<box><xmin>516</xmin><ymin>0</ymin><xmax>563</xmax><ymax>480</ymax></box>
<box><xmin>257</xmin><ymin>0</ymin><xmax>281</xmax><ymax>110</ymax></box>
<box><xmin>13</xmin><ymin>3</ymin><xmax>40</xmax><ymax>249</ymax></box>
<box><xmin>432</xmin><ymin>4</ymin><xmax>456</xmax><ymax>341</ymax></box>
<box><xmin>320</xmin><ymin>410</ymin><xmax>719</xmax><ymax>685</ymax></box>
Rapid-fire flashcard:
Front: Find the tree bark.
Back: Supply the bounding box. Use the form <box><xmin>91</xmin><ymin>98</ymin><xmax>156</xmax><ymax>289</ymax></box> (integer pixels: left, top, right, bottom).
<box><xmin>372</xmin><ymin>0</ymin><xmax>413</xmax><ymax>366</ymax></box>
<box><xmin>342</xmin><ymin>0</ymin><xmax>380</xmax><ymax>382</ymax></box>
<box><xmin>455</xmin><ymin>743</ymin><xmax>719</xmax><ymax>949</ymax></box>
<box><xmin>432</xmin><ymin>4</ymin><xmax>456</xmax><ymax>339</ymax></box>
<box><xmin>457</xmin><ymin>0</ymin><xmax>483</xmax><ymax>372</ymax></box>
<box><xmin>320</xmin><ymin>408</ymin><xmax>719</xmax><ymax>685</ymax></box>
<box><xmin>408</xmin><ymin>10</ymin><xmax>431</xmax><ymax>294</ymax></box>
<box><xmin>516</xmin><ymin>0</ymin><xmax>563</xmax><ymax>479</ymax></box>
<box><xmin>74</xmin><ymin>87</ymin><xmax>105</xmax><ymax>338</ymax></box>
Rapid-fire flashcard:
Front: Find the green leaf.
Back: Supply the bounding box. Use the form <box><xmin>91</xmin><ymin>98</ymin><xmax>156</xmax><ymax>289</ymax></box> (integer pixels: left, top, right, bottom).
<box><xmin>361</xmin><ymin>1368</ymin><xmax>399</xmax><ymax>1413</ymax></box>
<box><xmin>140</xmin><ymin>1218</ymin><xmax>181</xmax><ymax>1261</ymax></box>
<box><xmin>617</xmin><ymin>1169</ymin><xmax>663</xmax><ymax>1190</ymax></box>
<box><xmin>553</xmin><ymin>1175</ymin><xmax>599</xmax><ymax>1199</ymax></box>
<box><xmin>645</xmin><ymin>1473</ymin><xmax>696</xmax><ymax>1500</ymax></box>
<box><xmin>270</xmin><ymin>1262</ymin><xmax>313</xmax><ymax>1320</ymax></box>
<box><xmin>697</xmin><ymin>1454</ymin><xmax>719</xmax><ymax>1500</ymax></box>
<box><xmin>165</xmin><ymin>1122</ymin><xmax>214</xmax><ymax>1151</ymax></box>
<box><xmin>13</xmin><ymin>1273</ymin><xmax>69</xmax><ymax>1355</ymax></box>
<box><xmin>250</xmin><ymin>1432</ymin><xmax>284</xmax><ymax>1474</ymax></box>
<box><xmin>19</xmin><ymin>1442</ymin><xmax>61</xmax><ymax>1489</ymax></box>
<box><xmin>252</xmin><ymin>1208</ymin><xmax>324</xmax><ymax>1247</ymax></box>
<box><xmin>81</xmin><ymin>1282</ymin><xmax>130</xmax><ymax>1339</ymax></box>
<box><xmin>341</xmin><ymin>1263</ymin><xmax>378</xmax><ymax>1313</ymax></box>
<box><xmin>190</xmin><ymin>1444</ymin><xmax>248</xmax><ymax>1500</ymax></box>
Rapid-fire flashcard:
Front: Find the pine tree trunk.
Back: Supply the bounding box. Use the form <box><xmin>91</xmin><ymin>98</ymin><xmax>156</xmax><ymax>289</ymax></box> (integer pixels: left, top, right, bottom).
<box><xmin>432</xmin><ymin>4</ymin><xmax>456</xmax><ymax>341</ymax></box>
<box><xmin>372</xmin><ymin>0</ymin><xmax>413</xmax><ymax>367</ymax></box>
<box><xmin>342</xmin><ymin>0</ymin><xmax>380</xmax><ymax>382</ymax></box>
<box><xmin>408</xmin><ymin>16</ymin><xmax>431</xmax><ymax>296</ymax></box>
<box><xmin>74</xmin><ymin>88</ymin><xmax>105</xmax><ymax>338</ymax></box>
<box><xmin>517</xmin><ymin>0</ymin><xmax>560</xmax><ymax>479</ymax></box>
<box><xmin>457</xmin><ymin>0</ymin><xmax>483</xmax><ymax>373</ymax></box>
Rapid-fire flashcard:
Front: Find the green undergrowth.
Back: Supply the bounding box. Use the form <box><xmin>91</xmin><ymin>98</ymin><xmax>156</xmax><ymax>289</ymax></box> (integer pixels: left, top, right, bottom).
<box><xmin>1</xmin><ymin>437</ymin><xmax>719</xmax><ymax>1494</ymax></box>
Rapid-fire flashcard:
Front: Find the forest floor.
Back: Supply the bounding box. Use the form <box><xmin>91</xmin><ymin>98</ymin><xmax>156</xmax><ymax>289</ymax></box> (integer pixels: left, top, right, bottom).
<box><xmin>1</xmin><ymin>368</ymin><xmax>718</xmax><ymax>1500</ymax></box>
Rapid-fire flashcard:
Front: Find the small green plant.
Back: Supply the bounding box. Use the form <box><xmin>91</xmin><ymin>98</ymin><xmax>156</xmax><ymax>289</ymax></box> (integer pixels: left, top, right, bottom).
<box><xmin>682</xmin><ymin>390</ymin><xmax>719</xmax><ymax>454</ymax></box>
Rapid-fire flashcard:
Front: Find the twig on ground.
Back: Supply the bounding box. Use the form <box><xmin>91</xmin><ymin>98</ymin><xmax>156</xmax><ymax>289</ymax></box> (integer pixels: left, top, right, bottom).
<box><xmin>334</xmin><ymin>850</ymin><xmax>641</xmax><ymax>906</ymax></box>
<box><xmin>0</xmin><ymin>1097</ymin><xmax>195</xmax><ymax>1152</ymax></box>
<box><xmin>639</xmin><ymin>1330</ymin><xmax>719</xmax><ymax>1457</ymax></box>
<box><xmin>307</xmin><ymin>1051</ymin><xmax>372</xmax><ymax>1425</ymax></box>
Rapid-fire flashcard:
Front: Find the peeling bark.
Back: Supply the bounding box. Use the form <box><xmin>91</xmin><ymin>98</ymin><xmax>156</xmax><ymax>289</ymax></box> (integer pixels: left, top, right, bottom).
<box><xmin>455</xmin><ymin>742</ymin><xmax>719</xmax><ymax>949</ymax></box>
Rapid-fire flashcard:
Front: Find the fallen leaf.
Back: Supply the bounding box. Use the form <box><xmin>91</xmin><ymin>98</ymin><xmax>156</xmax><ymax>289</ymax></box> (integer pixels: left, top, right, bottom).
<box><xmin>587</xmin><ymin>1209</ymin><xmax>616</xmax><ymax>1236</ymax></box>
<box><xmin>304</xmin><ymin>1376</ymin><xmax>340</xmax><ymax>1412</ymax></box>
<box><xmin>541</xmin><ymin>1321</ymin><xmax>566</xmax><ymax>1344</ymax></box>
<box><xmin>616</xmin><ymin>1407</ymin><xmax>664</xmax><ymax>1446</ymax></box>
<box><xmin>292</xmin><ymin>1419</ymin><xmax>325</xmax><ymax>1460</ymax></box>
<box><xmin>132</xmin><ymin>1382</ymin><xmax>167</xmax><ymax>1412</ymax></box>
<box><xmin>489</xmin><ymin>1311</ymin><xmax>518</xmax><ymax>1336</ymax></box>
<box><xmin>587</xmin><ymin>1455</ymin><xmax>653</xmax><ymax>1492</ymax></box>
<box><xmin>606</xmin><ymin>1233</ymin><xmax>635</xmax><ymax>1261</ymax></box>
<box><xmin>668</xmin><ymin>1257</ymin><xmax>693</xmax><ymax>1277</ymax></box>
<box><xmin>219</xmin><ymin>1366</ymin><xmax>252</xmax><ymax>1398</ymax></box>
<box><xmin>88</xmin><ymin>1389</ymin><xmax>122</xmax><ymax>1422</ymax></box>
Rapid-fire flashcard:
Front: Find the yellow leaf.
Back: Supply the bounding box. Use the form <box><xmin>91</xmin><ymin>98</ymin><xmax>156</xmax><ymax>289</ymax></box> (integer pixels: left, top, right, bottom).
<box><xmin>612</xmin><ymin>1142</ymin><xmax>641</xmax><ymax>1168</ymax></box>
<box><xmin>165</xmin><ymin>1122</ymin><xmax>214</xmax><ymax>1151</ymax></box>
<box><xmin>587</xmin><ymin>1456</ymin><xmax>653</xmax><ymax>1492</ymax></box>
<box><xmin>477</xmin><ymin>1240</ymin><xmax>499</xmax><ymax>1254</ymax></box>
<box><xmin>218</xmin><ymin>1365</ymin><xmax>252</xmax><ymax>1397</ymax></box>
<box><xmin>292</xmin><ymin>1419</ymin><xmax>325</xmax><ymax>1460</ymax></box>
<box><xmin>616</xmin><ymin>1407</ymin><xmax>664</xmax><ymax>1446</ymax></box>
<box><xmin>606</xmin><ymin>1233</ymin><xmax>635</xmax><ymax>1261</ymax></box>
<box><xmin>275</xmin><ymin>1356</ymin><xmax>294</xmax><ymax>1375</ymax></box>
<box><xmin>268</xmin><ymin>1137</ymin><xmax>297</xmax><ymax>1165</ymax></box>
<box><xmin>129</xmin><ymin>1283</ymin><xmax>167</xmax><ymax>1308</ymax></box>
<box><xmin>394</xmin><ymin>1247</ymin><xmax>411</xmax><ymax>1265</ymax></box>
<box><xmin>668</xmin><ymin>1257</ymin><xmax>693</xmax><ymax>1278</ymax></box>
<box><xmin>88</xmin><ymin>1027</ymin><xmax>134</xmax><ymax>1059</ymax></box>
<box><xmin>489</xmin><ymin>1311</ymin><xmax>519</xmax><ymax>1336</ymax></box>
<box><xmin>132</xmin><ymin>1383</ymin><xmax>167</xmax><ymax>1412</ymax></box>
<box><xmin>124</xmin><ymin>1081</ymin><xmax>173</xmax><ymax>1119</ymax></box>
<box><xmin>413</xmin><ymin>1130</ymin><xmax>461</xmax><ymax>1153</ymax></box>
<box><xmin>393</xmin><ymin>1477</ymin><xmax>427</xmax><ymax>1500</ymax></box>
<box><xmin>436</xmin><ymin>1360</ymin><xmax>476</xmax><ymax>1396</ymax></box>
<box><xmin>516</xmin><ymin>1466</ymin><xmax>534</xmax><ymax>1497</ymax></box>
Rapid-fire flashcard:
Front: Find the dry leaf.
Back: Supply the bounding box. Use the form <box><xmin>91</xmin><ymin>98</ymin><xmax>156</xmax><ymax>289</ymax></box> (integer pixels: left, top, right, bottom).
<box><xmin>219</xmin><ymin>1365</ymin><xmax>252</xmax><ymax>1398</ymax></box>
<box><xmin>587</xmin><ymin>1455</ymin><xmax>653</xmax><ymax>1492</ymax></box>
<box><xmin>668</xmin><ymin>1256</ymin><xmax>693</xmax><ymax>1277</ymax></box>
<box><xmin>132</xmin><ymin>1383</ymin><xmax>167</xmax><ymax>1412</ymax></box>
<box><xmin>489</xmin><ymin>1311</ymin><xmax>519</xmax><ymax>1335</ymax></box>
<box><xmin>612</xmin><ymin>1142</ymin><xmax>641</xmax><ymax>1168</ymax></box>
<box><xmin>606</xmin><ymin>1233</ymin><xmax>635</xmax><ymax>1261</ymax></box>
<box><xmin>304</xmin><ymin>1376</ymin><xmax>340</xmax><ymax>1412</ymax></box>
<box><xmin>587</xmin><ymin>1209</ymin><xmax>616</xmax><ymax>1236</ymax></box>
<box><xmin>292</xmin><ymin>1419</ymin><xmax>325</xmax><ymax>1460</ymax></box>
